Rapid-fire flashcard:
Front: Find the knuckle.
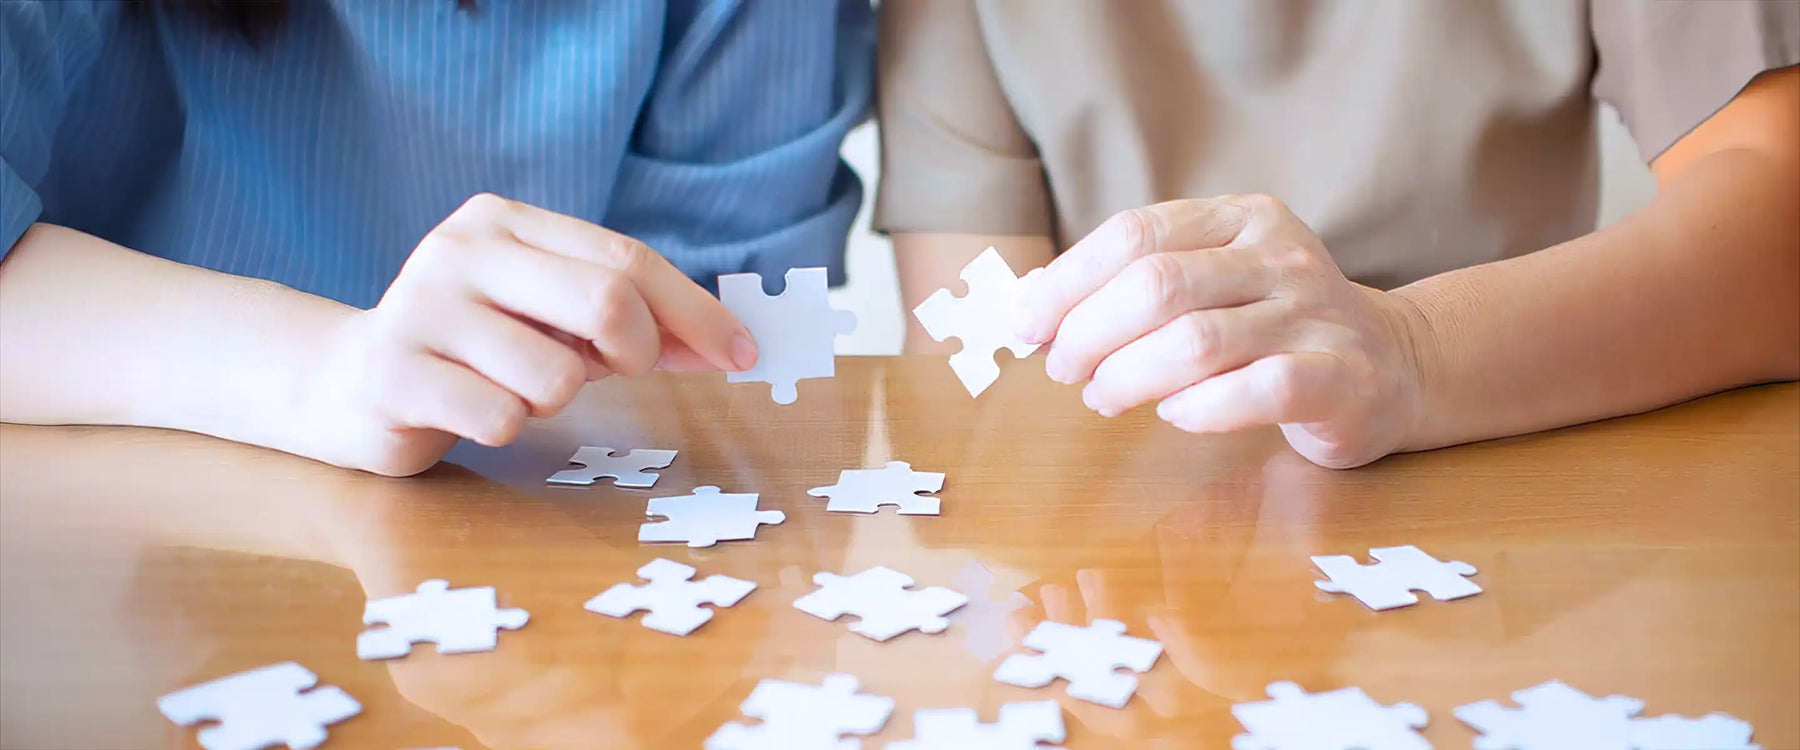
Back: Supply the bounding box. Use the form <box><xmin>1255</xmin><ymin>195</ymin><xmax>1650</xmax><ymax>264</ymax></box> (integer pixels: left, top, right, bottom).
<box><xmin>535</xmin><ymin>350</ymin><xmax>587</xmax><ymax>406</ymax></box>
<box><xmin>583</xmin><ymin>272</ymin><xmax>635</xmax><ymax>334</ymax></box>
<box><xmin>609</xmin><ymin>238</ymin><xmax>656</xmax><ymax>276</ymax></box>
<box><xmin>1108</xmin><ymin>208</ymin><xmax>1159</xmax><ymax>254</ymax></box>
<box><xmin>457</xmin><ymin>192</ymin><xmax>514</xmax><ymax>220</ymax></box>
<box><xmin>1179</xmin><ymin>312</ymin><xmax>1221</xmax><ymax>362</ymax></box>
<box><xmin>1242</xmin><ymin>192</ymin><xmax>1287</xmax><ymax>215</ymax></box>
<box><xmin>477</xmin><ymin>397</ymin><xmax>528</xmax><ymax>445</ymax></box>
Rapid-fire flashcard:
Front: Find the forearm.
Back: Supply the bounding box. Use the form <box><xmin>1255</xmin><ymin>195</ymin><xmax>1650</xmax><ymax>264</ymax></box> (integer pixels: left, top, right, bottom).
<box><xmin>1394</xmin><ymin>146</ymin><xmax>1800</xmax><ymax>452</ymax></box>
<box><xmin>893</xmin><ymin>232</ymin><xmax>1056</xmax><ymax>353</ymax></box>
<box><xmin>0</xmin><ymin>224</ymin><xmax>353</xmax><ymax>453</ymax></box>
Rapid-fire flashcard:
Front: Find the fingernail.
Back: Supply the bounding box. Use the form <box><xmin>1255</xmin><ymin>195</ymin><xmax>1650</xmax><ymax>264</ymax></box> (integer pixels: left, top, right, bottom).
<box><xmin>730</xmin><ymin>333</ymin><xmax>758</xmax><ymax>371</ymax></box>
<box><xmin>1082</xmin><ymin>384</ymin><xmax>1103</xmax><ymax>412</ymax></box>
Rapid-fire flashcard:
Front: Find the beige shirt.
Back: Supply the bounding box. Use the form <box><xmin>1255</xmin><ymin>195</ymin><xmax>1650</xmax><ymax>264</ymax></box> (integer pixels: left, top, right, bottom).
<box><xmin>874</xmin><ymin>0</ymin><xmax>1800</xmax><ymax>289</ymax></box>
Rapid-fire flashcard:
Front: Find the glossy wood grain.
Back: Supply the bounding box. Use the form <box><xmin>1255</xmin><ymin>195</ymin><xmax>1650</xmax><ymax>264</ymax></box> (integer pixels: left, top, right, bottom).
<box><xmin>2</xmin><ymin>357</ymin><xmax>1796</xmax><ymax>749</ymax></box>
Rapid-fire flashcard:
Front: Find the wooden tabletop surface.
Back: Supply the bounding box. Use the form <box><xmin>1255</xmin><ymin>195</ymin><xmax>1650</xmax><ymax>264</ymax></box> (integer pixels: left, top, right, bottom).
<box><xmin>2</xmin><ymin>356</ymin><xmax>1796</xmax><ymax>749</ymax></box>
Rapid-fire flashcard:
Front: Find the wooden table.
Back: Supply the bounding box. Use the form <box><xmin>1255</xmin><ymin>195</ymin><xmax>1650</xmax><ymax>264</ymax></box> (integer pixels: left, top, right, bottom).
<box><xmin>2</xmin><ymin>357</ymin><xmax>1796</xmax><ymax>749</ymax></box>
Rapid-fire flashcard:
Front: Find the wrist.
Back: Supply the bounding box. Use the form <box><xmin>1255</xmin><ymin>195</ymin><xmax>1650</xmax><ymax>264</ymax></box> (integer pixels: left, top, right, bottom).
<box><xmin>1378</xmin><ymin>284</ymin><xmax>1445</xmax><ymax>455</ymax></box>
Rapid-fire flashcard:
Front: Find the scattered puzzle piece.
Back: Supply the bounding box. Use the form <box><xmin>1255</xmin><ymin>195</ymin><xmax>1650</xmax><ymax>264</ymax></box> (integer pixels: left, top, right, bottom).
<box><xmin>887</xmin><ymin>700</ymin><xmax>1066</xmax><ymax>750</ymax></box>
<box><xmin>807</xmin><ymin>461</ymin><xmax>946</xmax><ymax>515</ymax></box>
<box><xmin>993</xmin><ymin>619</ymin><xmax>1163</xmax><ymax>708</ymax></box>
<box><xmin>1313</xmin><ymin>544</ymin><xmax>1481</xmax><ymax>611</ymax></box>
<box><xmin>794</xmin><ymin>565</ymin><xmax>969</xmax><ymax>642</ymax></box>
<box><xmin>640</xmin><ymin>486</ymin><xmax>786</xmax><ymax>548</ymax></box>
<box><xmin>911</xmin><ymin>247</ymin><xmax>1043</xmax><ymax>397</ymax></box>
<box><xmin>719</xmin><ymin>267</ymin><xmax>857</xmax><ymax>405</ymax></box>
<box><xmin>705</xmin><ymin>673</ymin><xmax>895</xmax><ymax>750</ymax></box>
<box><xmin>1630</xmin><ymin>713</ymin><xmax>1760</xmax><ymax>750</ymax></box>
<box><xmin>585</xmin><ymin>557</ymin><xmax>757</xmax><ymax>636</ymax></box>
<box><xmin>1455</xmin><ymin>680</ymin><xmax>1643</xmax><ymax>750</ymax></box>
<box><xmin>1231</xmin><ymin>681</ymin><xmax>1432</xmax><ymax>750</ymax></box>
<box><xmin>357</xmin><ymin>579</ymin><xmax>530</xmax><ymax>660</ymax></box>
<box><xmin>157</xmin><ymin>662</ymin><xmax>360</xmax><ymax>750</ymax></box>
<box><xmin>546</xmin><ymin>446</ymin><xmax>677</xmax><ymax>488</ymax></box>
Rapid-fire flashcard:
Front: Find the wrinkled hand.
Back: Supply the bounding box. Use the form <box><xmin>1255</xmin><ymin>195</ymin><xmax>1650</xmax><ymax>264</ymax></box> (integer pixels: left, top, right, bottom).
<box><xmin>303</xmin><ymin>193</ymin><xmax>756</xmax><ymax>476</ymax></box>
<box><xmin>1013</xmin><ymin>195</ymin><xmax>1430</xmax><ymax>469</ymax></box>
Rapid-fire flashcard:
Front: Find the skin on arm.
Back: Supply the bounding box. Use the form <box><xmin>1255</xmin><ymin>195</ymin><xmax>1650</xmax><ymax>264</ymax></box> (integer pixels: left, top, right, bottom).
<box><xmin>893</xmin><ymin>233</ymin><xmax>1055</xmax><ymax>353</ymax></box>
<box><xmin>1391</xmin><ymin>66</ymin><xmax>1800</xmax><ymax>452</ymax></box>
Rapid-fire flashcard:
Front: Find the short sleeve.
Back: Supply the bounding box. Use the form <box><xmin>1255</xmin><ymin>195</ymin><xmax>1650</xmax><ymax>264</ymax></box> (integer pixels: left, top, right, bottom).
<box><xmin>0</xmin><ymin>1</ymin><xmax>111</xmax><ymax>258</ymax></box>
<box><xmin>873</xmin><ymin>0</ymin><xmax>1052</xmax><ymax>237</ymax></box>
<box><xmin>604</xmin><ymin>0</ymin><xmax>874</xmax><ymax>288</ymax></box>
<box><xmin>1591</xmin><ymin>0</ymin><xmax>1800</xmax><ymax>162</ymax></box>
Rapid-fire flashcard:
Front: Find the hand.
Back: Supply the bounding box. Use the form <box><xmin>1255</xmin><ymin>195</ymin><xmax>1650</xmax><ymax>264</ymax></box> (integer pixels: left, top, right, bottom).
<box><xmin>300</xmin><ymin>193</ymin><xmax>757</xmax><ymax>476</ymax></box>
<box><xmin>1013</xmin><ymin>195</ymin><xmax>1431</xmax><ymax>469</ymax></box>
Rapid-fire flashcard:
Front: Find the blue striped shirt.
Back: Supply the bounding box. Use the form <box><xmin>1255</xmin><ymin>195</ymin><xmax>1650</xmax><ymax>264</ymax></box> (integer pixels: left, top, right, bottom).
<box><xmin>0</xmin><ymin>0</ymin><xmax>872</xmax><ymax>309</ymax></box>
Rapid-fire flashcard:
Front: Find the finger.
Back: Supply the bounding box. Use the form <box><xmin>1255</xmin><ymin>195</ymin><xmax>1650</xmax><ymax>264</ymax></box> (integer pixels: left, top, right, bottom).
<box><xmin>421</xmin><ymin>304</ymin><xmax>590</xmax><ymax>418</ymax></box>
<box><xmin>1081</xmin><ymin>300</ymin><xmax>1290</xmax><ymax>416</ymax></box>
<box><xmin>452</xmin><ymin>236</ymin><xmax>661</xmax><ymax>368</ymax></box>
<box><xmin>496</xmin><ymin>198</ymin><xmax>757</xmax><ymax>372</ymax></box>
<box><xmin>652</xmin><ymin>330</ymin><xmax>721</xmax><ymax>373</ymax></box>
<box><xmin>1040</xmin><ymin>582</ymin><xmax>1077</xmax><ymax>624</ymax></box>
<box><xmin>1075</xmin><ymin>569</ymin><xmax>1119</xmax><ymax>621</ymax></box>
<box><xmin>1045</xmin><ymin>246</ymin><xmax>1273</xmax><ymax>384</ymax></box>
<box><xmin>1154</xmin><ymin>352</ymin><xmax>1350</xmax><ymax>433</ymax></box>
<box><xmin>547</xmin><ymin>329</ymin><xmax>614</xmax><ymax>381</ymax></box>
<box><xmin>1014</xmin><ymin>198</ymin><xmax>1251</xmax><ymax>344</ymax></box>
<box><xmin>381</xmin><ymin>352</ymin><xmax>529</xmax><ymax>447</ymax></box>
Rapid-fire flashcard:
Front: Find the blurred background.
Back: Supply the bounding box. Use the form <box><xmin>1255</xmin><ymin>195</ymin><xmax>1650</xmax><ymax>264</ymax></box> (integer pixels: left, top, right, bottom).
<box><xmin>829</xmin><ymin>107</ymin><xmax>1657</xmax><ymax>355</ymax></box>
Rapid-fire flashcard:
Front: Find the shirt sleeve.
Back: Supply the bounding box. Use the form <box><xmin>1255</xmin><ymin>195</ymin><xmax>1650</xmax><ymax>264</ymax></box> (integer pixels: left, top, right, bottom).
<box><xmin>0</xmin><ymin>1</ymin><xmax>111</xmax><ymax>260</ymax></box>
<box><xmin>1591</xmin><ymin>0</ymin><xmax>1800</xmax><ymax>163</ymax></box>
<box><xmin>604</xmin><ymin>0</ymin><xmax>873</xmax><ymax>289</ymax></box>
<box><xmin>872</xmin><ymin>0</ymin><xmax>1052</xmax><ymax>238</ymax></box>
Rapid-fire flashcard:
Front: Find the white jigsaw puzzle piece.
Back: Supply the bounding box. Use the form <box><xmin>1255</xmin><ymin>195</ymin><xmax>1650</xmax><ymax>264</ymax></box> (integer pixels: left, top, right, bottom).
<box><xmin>993</xmin><ymin>619</ymin><xmax>1163</xmax><ymax>708</ymax></box>
<box><xmin>794</xmin><ymin>566</ymin><xmax>969</xmax><ymax>642</ymax></box>
<box><xmin>911</xmin><ymin>247</ymin><xmax>1043</xmax><ymax>398</ymax></box>
<box><xmin>546</xmin><ymin>446</ymin><xmax>678</xmax><ymax>488</ymax></box>
<box><xmin>586</xmin><ymin>557</ymin><xmax>757</xmax><ymax>636</ymax></box>
<box><xmin>640</xmin><ymin>486</ymin><xmax>786</xmax><ymax>548</ymax></box>
<box><xmin>807</xmin><ymin>461</ymin><xmax>946</xmax><ymax>515</ymax></box>
<box><xmin>705</xmin><ymin>674</ymin><xmax>895</xmax><ymax>750</ymax></box>
<box><xmin>157</xmin><ymin>662</ymin><xmax>361</xmax><ymax>750</ymax></box>
<box><xmin>1630</xmin><ymin>713</ymin><xmax>1760</xmax><ymax>750</ymax></box>
<box><xmin>1230</xmin><ymin>681</ymin><xmax>1431</xmax><ymax>750</ymax></box>
<box><xmin>357</xmin><ymin>579</ymin><xmax>530</xmax><ymax>660</ymax></box>
<box><xmin>719</xmin><ymin>267</ymin><xmax>857</xmax><ymax>405</ymax></box>
<box><xmin>1313</xmin><ymin>544</ymin><xmax>1482</xmax><ymax>611</ymax></box>
<box><xmin>1454</xmin><ymin>680</ymin><xmax>1644</xmax><ymax>750</ymax></box>
<box><xmin>887</xmin><ymin>700</ymin><xmax>1066</xmax><ymax>750</ymax></box>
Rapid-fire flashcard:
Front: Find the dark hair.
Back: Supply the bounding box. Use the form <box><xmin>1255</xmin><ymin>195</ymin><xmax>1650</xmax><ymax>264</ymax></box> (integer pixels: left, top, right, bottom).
<box><xmin>152</xmin><ymin>0</ymin><xmax>477</xmax><ymax>44</ymax></box>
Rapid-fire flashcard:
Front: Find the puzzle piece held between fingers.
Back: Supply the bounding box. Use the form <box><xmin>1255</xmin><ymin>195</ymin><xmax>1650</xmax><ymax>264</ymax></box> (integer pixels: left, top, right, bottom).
<box><xmin>993</xmin><ymin>619</ymin><xmax>1163</xmax><ymax>708</ymax></box>
<box><xmin>808</xmin><ymin>461</ymin><xmax>946</xmax><ymax>515</ymax></box>
<box><xmin>640</xmin><ymin>486</ymin><xmax>786</xmax><ymax>548</ymax></box>
<box><xmin>158</xmin><ymin>662</ymin><xmax>361</xmax><ymax>750</ymax></box>
<box><xmin>1230</xmin><ymin>681</ymin><xmax>1432</xmax><ymax>750</ymax></box>
<box><xmin>1313</xmin><ymin>544</ymin><xmax>1482</xmax><ymax>611</ymax></box>
<box><xmin>586</xmin><ymin>557</ymin><xmax>757</xmax><ymax>636</ymax></box>
<box><xmin>719</xmin><ymin>267</ymin><xmax>857</xmax><ymax>405</ymax></box>
<box><xmin>887</xmin><ymin>700</ymin><xmax>1067</xmax><ymax>750</ymax></box>
<box><xmin>794</xmin><ymin>566</ymin><xmax>969</xmax><ymax>641</ymax></box>
<box><xmin>705</xmin><ymin>674</ymin><xmax>895</xmax><ymax>750</ymax></box>
<box><xmin>911</xmin><ymin>247</ymin><xmax>1043</xmax><ymax>398</ymax></box>
<box><xmin>546</xmin><ymin>446</ymin><xmax>678</xmax><ymax>488</ymax></box>
<box><xmin>357</xmin><ymin>580</ymin><xmax>530</xmax><ymax>660</ymax></box>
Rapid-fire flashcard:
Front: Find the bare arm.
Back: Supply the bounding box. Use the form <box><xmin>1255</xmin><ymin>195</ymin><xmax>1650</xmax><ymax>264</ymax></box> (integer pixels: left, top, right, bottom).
<box><xmin>1393</xmin><ymin>67</ymin><xmax>1800</xmax><ymax>451</ymax></box>
<box><xmin>0</xmin><ymin>224</ymin><xmax>348</xmax><ymax>455</ymax></box>
<box><xmin>892</xmin><ymin>233</ymin><xmax>1056</xmax><ymax>353</ymax></box>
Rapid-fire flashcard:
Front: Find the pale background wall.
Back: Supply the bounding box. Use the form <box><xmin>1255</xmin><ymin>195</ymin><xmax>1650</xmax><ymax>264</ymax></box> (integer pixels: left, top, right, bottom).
<box><xmin>830</xmin><ymin>107</ymin><xmax>1658</xmax><ymax>355</ymax></box>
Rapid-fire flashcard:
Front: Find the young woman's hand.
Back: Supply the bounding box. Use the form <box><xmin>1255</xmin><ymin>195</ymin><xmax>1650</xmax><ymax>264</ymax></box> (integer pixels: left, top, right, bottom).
<box><xmin>302</xmin><ymin>193</ymin><xmax>756</xmax><ymax>476</ymax></box>
<box><xmin>1013</xmin><ymin>195</ymin><xmax>1432</xmax><ymax>469</ymax></box>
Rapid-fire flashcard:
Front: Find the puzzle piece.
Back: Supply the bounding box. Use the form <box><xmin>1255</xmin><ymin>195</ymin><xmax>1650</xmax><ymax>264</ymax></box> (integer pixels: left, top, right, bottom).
<box><xmin>1231</xmin><ymin>681</ymin><xmax>1432</xmax><ymax>750</ymax></box>
<box><xmin>1455</xmin><ymin>680</ymin><xmax>1644</xmax><ymax>750</ymax></box>
<box><xmin>992</xmin><ymin>619</ymin><xmax>1163</xmax><ymax>708</ymax></box>
<box><xmin>640</xmin><ymin>486</ymin><xmax>786</xmax><ymax>548</ymax></box>
<box><xmin>585</xmin><ymin>557</ymin><xmax>757</xmax><ymax>636</ymax></box>
<box><xmin>807</xmin><ymin>461</ymin><xmax>946</xmax><ymax>515</ymax></box>
<box><xmin>705</xmin><ymin>673</ymin><xmax>895</xmax><ymax>750</ymax></box>
<box><xmin>1313</xmin><ymin>544</ymin><xmax>1481</xmax><ymax>610</ymax></box>
<box><xmin>546</xmin><ymin>446</ymin><xmax>677</xmax><ymax>488</ymax></box>
<box><xmin>719</xmin><ymin>267</ymin><xmax>857</xmax><ymax>404</ymax></box>
<box><xmin>794</xmin><ymin>566</ymin><xmax>969</xmax><ymax>641</ymax></box>
<box><xmin>911</xmin><ymin>247</ymin><xmax>1043</xmax><ymax>397</ymax></box>
<box><xmin>357</xmin><ymin>579</ymin><xmax>530</xmax><ymax>660</ymax></box>
<box><xmin>1630</xmin><ymin>713</ymin><xmax>1760</xmax><ymax>750</ymax></box>
<box><xmin>158</xmin><ymin>662</ymin><xmax>360</xmax><ymax>750</ymax></box>
<box><xmin>887</xmin><ymin>700</ymin><xmax>1066</xmax><ymax>750</ymax></box>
